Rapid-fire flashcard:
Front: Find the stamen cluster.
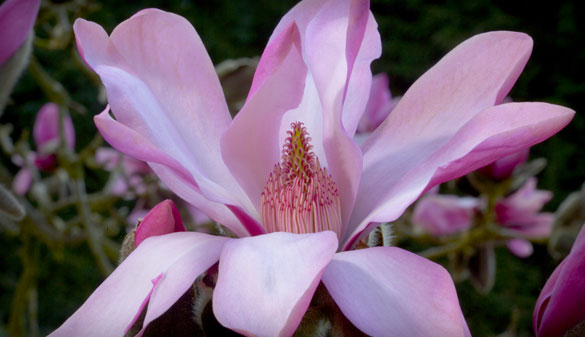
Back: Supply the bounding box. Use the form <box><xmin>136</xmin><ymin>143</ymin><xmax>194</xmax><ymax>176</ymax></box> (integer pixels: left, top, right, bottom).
<box><xmin>261</xmin><ymin>122</ymin><xmax>342</xmax><ymax>235</ymax></box>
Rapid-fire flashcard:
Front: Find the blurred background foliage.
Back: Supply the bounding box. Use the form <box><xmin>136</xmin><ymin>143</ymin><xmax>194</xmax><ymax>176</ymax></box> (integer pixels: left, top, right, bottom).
<box><xmin>1</xmin><ymin>0</ymin><xmax>583</xmax><ymax>336</ymax></box>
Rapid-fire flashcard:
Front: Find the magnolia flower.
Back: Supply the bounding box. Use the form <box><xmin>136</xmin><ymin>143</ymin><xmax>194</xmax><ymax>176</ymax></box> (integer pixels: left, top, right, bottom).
<box><xmin>412</xmin><ymin>192</ymin><xmax>478</xmax><ymax>236</ymax></box>
<box><xmin>413</xmin><ymin>178</ymin><xmax>552</xmax><ymax>258</ymax></box>
<box><xmin>495</xmin><ymin>177</ymin><xmax>554</xmax><ymax>257</ymax></box>
<box><xmin>12</xmin><ymin>103</ymin><xmax>75</xmax><ymax>195</ymax></box>
<box><xmin>533</xmin><ymin>223</ymin><xmax>585</xmax><ymax>337</ymax></box>
<box><xmin>55</xmin><ymin>0</ymin><xmax>573</xmax><ymax>335</ymax></box>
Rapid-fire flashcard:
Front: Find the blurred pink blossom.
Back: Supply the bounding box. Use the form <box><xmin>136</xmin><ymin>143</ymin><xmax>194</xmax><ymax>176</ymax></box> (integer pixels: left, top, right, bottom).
<box><xmin>533</xmin><ymin>223</ymin><xmax>585</xmax><ymax>337</ymax></box>
<box><xmin>495</xmin><ymin>177</ymin><xmax>554</xmax><ymax>257</ymax></box>
<box><xmin>96</xmin><ymin>147</ymin><xmax>150</xmax><ymax>196</ymax></box>
<box><xmin>413</xmin><ymin>193</ymin><xmax>478</xmax><ymax>236</ymax></box>
<box><xmin>12</xmin><ymin>103</ymin><xmax>75</xmax><ymax>195</ymax></box>
<box><xmin>414</xmin><ymin>178</ymin><xmax>552</xmax><ymax>258</ymax></box>
<box><xmin>51</xmin><ymin>0</ymin><xmax>574</xmax><ymax>335</ymax></box>
<box><xmin>33</xmin><ymin>102</ymin><xmax>76</xmax><ymax>169</ymax></box>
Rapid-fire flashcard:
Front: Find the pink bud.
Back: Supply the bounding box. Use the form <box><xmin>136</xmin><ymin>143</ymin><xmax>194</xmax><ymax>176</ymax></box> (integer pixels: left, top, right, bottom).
<box><xmin>412</xmin><ymin>194</ymin><xmax>478</xmax><ymax>236</ymax></box>
<box><xmin>0</xmin><ymin>0</ymin><xmax>40</xmax><ymax>65</ymax></box>
<box><xmin>534</xmin><ymin>223</ymin><xmax>585</xmax><ymax>337</ymax></box>
<box><xmin>480</xmin><ymin>148</ymin><xmax>529</xmax><ymax>180</ymax></box>
<box><xmin>32</xmin><ymin>103</ymin><xmax>75</xmax><ymax>170</ymax></box>
<box><xmin>134</xmin><ymin>200</ymin><xmax>186</xmax><ymax>247</ymax></box>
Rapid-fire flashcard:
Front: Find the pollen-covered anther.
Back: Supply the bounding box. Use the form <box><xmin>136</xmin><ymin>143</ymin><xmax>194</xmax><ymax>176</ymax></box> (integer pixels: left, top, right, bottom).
<box><xmin>261</xmin><ymin>122</ymin><xmax>342</xmax><ymax>235</ymax></box>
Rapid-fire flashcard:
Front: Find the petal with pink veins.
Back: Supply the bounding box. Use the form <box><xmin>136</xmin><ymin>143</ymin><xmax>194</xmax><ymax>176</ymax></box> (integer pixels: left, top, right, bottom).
<box><xmin>322</xmin><ymin>247</ymin><xmax>470</xmax><ymax>337</ymax></box>
<box><xmin>221</xmin><ymin>23</ymin><xmax>307</xmax><ymax>211</ymax></box>
<box><xmin>345</xmin><ymin>31</ymin><xmax>529</xmax><ymax>242</ymax></box>
<box><xmin>348</xmin><ymin>100</ymin><xmax>573</xmax><ymax>249</ymax></box>
<box><xmin>149</xmin><ymin>163</ymin><xmax>258</xmax><ymax>237</ymax></box>
<box><xmin>73</xmin><ymin>10</ymin><xmax>256</xmax><ymax>221</ymax></box>
<box><xmin>213</xmin><ymin>231</ymin><xmax>338</xmax><ymax>337</ymax></box>
<box><xmin>49</xmin><ymin>232</ymin><xmax>228</xmax><ymax>337</ymax></box>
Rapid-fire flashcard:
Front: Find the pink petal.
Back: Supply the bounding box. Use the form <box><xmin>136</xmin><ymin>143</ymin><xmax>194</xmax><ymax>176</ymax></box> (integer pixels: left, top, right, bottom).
<box><xmin>502</xmin><ymin>212</ymin><xmax>554</xmax><ymax>238</ymax></box>
<box><xmin>12</xmin><ymin>167</ymin><xmax>32</xmax><ymax>196</ymax></box>
<box><xmin>94</xmin><ymin>106</ymin><xmax>261</xmax><ymax>238</ymax></box>
<box><xmin>213</xmin><ymin>231</ymin><xmax>338</xmax><ymax>337</ymax></box>
<box><xmin>347</xmin><ymin>101</ymin><xmax>573</xmax><ymax>250</ymax></box>
<box><xmin>135</xmin><ymin>200</ymin><xmax>186</xmax><ymax>247</ymax></box>
<box><xmin>74</xmin><ymin>11</ymin><xmax>256</xmax><ymax>218</ymax></box>
<box><xmin>534</xmin><ymin>223</ymin><xmax>585</xmax><ymax>337</ymax></box>
<box><xmin>270</xmin><ymin>0</ymin><xmax>381</xmax><ymax>136</ymax></box>
<box><xmin>425</xmin><ymin>103</ymin><xmax>572</xmax><ymax>189</ymax></box>
<box><xmin>221</xmin><ymin>23</ymin><xmax>307</xmax><ymax>211</ymax></box>
<box><xmin>49</xmin><ymin>232</ymin><xmax>228</xmax><ymax>337</ymax></box>
<box><xmin>33</xmin><ymin>103</ymin><xmax>75</xmax><ymax>151</ymax></box>
<box><xmin>412</xmin><ymin>194</ymin><xmax>477</xmax><ymax>236</ymax></box>
<box><xmin>507</xmin><ymin>239</ymin><xmax>534</xmax><ymax>258</ymax></box>
<box><xmin>340</xmin><ymin>6</ymin><xmax>383</xmax><ymax>137</ymax></box>
<box><xmin>0</xmin><ymin>0</ymin><xmax>40</xmax><ymax>64</ymax></box>
<box><xmin>496</xmin><ymin>177</ymin><xmax>552</xmax><ymax>222</ymax></box>
<box><xmin>533</xmin><ymin>259</ymin><xmax>565</xmax><ymax>334</ymax></box>
<box><xmin>346</xmin><ymin>31</ymin><xmax>536</xmax><ymax>248</ymax></box>
<box><xmin>149</xmin><ymin>162</ymin><xmax>258</xmax><ymax>238</ymax></box>
<box><xmin>302</xmin><ymin>0</ymin><xmax>373</xmax><ymax>231</ymax></box>
<box><xmin>322</xmin><ymin>247</ymin><xmax>470</xmax><ymax>337</ymax></box>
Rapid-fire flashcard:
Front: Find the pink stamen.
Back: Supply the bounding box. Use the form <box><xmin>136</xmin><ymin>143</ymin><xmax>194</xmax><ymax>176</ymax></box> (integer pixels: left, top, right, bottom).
<box><xmin>261</xmin><ymin>122</ymin><xmax>342</xmax><ymax>236</ymax></box>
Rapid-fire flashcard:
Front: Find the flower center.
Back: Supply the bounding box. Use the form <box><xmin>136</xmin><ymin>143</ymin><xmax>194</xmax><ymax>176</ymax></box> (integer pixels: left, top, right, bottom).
<box><xmin>261</xmin><ymin>122</ymin><xmax>342</xmax><ymax>235</ymax></box>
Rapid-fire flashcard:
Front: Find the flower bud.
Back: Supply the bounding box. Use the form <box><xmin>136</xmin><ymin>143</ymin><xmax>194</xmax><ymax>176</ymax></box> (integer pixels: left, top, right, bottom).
<box><xmin>119</xmin><ymin>200</ymin><xmax>186</xmax><ymax>263</ymax></box>
<box><xmin>534</xmin><ymin>223</ymin><xmax>585</xmax><ymax>337</ymax></box>
<box><xmin>32</xmin><ymin>103</ymin><xmax>76</xmax><ymax>170</ymax></box>
<box><xmin>0</xmin><ymin>0</ymin><xmax>40</xmax><ymax>115</ymax></box>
